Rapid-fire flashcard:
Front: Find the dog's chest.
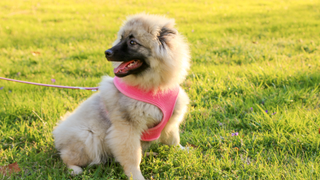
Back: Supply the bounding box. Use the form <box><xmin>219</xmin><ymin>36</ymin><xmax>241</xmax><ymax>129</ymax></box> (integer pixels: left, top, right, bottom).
<box><xmin>119</xmin><ymin>94</ymin><xmax>163</xmax><ymax>128</ymax></box>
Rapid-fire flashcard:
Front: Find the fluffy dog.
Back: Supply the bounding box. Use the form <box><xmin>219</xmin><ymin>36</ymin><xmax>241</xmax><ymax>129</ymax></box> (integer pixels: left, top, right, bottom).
<box><xmin>53</xmin><ymin>13</ymin><xmax>190</xmax><ymax>180</ymax></box>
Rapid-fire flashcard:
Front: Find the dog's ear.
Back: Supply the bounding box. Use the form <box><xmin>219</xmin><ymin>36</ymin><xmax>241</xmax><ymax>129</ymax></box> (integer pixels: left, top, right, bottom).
<box><xmin>158</xmin><ymin>26</ymin><xmax>177</xmax><ymax>49</ymax></box>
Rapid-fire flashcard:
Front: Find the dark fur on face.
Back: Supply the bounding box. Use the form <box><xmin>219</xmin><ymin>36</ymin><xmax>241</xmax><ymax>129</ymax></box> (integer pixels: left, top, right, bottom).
<box><xmin>105</xmin><ymin>35</ymin><xmax>149</xmax><ymax>77</ymax></box>
<box><xmin>158</xmin><ymin>27</ymin><xmax>177</xmax><ymax>49</ymax></box>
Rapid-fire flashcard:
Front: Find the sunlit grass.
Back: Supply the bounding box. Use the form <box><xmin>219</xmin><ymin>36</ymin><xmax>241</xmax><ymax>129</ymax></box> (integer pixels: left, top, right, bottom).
<box><xmin>1</xmin><ymin>0</ymin><xmax>320</xmax><ymax>179</ymax></box>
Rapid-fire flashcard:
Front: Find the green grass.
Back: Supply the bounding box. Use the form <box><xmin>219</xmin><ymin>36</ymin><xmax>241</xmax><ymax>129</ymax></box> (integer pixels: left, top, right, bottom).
<box><xmin>1</xmin><ymin>0</ymin><xmax>320</xmax><ymax>179</ymax></box>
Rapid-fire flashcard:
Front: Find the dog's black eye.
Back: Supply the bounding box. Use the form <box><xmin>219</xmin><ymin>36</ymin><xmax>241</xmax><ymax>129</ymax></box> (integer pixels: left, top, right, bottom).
<box><xmin>130</xmin><ymin>40</ymin><xmax>137</xmax><ymax>45</ymax></box>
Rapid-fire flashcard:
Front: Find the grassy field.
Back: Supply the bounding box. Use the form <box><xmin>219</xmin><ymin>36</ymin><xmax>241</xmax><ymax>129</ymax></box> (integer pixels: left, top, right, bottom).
<box><xmin>1</xmin><ymin>0</ymin><xmax>320</xmax><ymax>179</ymax></box>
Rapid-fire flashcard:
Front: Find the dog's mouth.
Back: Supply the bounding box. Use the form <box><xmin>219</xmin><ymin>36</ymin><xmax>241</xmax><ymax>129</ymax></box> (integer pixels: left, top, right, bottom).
<box><xmin>114</xmin><ymin>60</ymin><xmax>144</xmax><ymax>77</ymax></box>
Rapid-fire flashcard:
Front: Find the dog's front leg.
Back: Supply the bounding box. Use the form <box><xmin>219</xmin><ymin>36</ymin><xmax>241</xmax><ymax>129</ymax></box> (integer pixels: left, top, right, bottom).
<box><xmin>159</xmin><ymin>119</ymin><xmax>189</xmax><ymax>151</ymax></box>
<box><xmin>159</xmin><ymin>123</ymin><xmax>180</xmax><ymax>146</ymax></box>
<box><xmin>159</xmin><ymin>102</ymin><xmax>188</xmax><ymax>149</ymax></box>
<box><xmin>107</xmin><ymin>124</ymin><xmax>145</xmax><ymax>180</ymax></box>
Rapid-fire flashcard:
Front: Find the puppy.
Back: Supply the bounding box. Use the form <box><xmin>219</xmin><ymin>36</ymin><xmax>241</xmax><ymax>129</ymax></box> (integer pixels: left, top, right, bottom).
<box><xmin>53</xmin><ymin>13</ymin><xmax>190</xmax><ymax>180</ymax></box>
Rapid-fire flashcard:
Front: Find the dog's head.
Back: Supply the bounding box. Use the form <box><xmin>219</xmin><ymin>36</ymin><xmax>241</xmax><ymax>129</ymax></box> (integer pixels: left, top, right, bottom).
<box><xmin>105</xmin><ymin>13</ymin><xmax>190</xmax><ymax>91</ymax></box>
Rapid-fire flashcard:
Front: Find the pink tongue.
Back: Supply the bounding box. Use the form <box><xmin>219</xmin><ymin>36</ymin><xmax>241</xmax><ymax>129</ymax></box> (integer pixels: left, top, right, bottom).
<box><xmin>114</xmin><ymin>60</ymin><xmax>135</xmax><ymax>74</ymax></box>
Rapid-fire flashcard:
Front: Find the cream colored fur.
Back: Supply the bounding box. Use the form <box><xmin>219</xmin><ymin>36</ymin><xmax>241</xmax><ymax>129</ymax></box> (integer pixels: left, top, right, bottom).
<box><xmin>53</xmin><ymin>13</ymin><xmax>190</xmax><ymax>180</ymax></box>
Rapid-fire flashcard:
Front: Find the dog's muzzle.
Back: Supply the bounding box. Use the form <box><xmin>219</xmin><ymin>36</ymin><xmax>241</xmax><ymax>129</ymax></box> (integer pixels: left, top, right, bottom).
<box><xmin>105</xmin><ymin>49</ymin><xmax>114</xmax><ymax>59</ymax></box>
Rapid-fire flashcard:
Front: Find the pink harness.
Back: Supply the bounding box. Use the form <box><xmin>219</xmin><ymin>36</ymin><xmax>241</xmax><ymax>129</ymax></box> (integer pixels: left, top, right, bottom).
<box><xmin>113</xmin><ymin>77</ymin><xmax>179</xmax><ymax>141</ymax></box>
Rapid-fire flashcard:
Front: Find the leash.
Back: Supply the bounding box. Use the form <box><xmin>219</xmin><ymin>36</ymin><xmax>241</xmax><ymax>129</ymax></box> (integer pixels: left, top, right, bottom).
<box><xmin>0</xmin><ymin>77</ymin><xmax>99</xmax><ymax>91</ymax></box>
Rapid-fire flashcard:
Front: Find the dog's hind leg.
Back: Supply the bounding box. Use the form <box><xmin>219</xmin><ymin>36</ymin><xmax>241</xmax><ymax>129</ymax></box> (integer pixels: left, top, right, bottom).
<box><xmin>67</xmin><ymin>165</ymin><xmax>83</xmax><ymax>175</ymax></box>
<box><xmin>59</xmin><ymin>146</ymin><xmax>91</xmax><ymax>176</ymax></box>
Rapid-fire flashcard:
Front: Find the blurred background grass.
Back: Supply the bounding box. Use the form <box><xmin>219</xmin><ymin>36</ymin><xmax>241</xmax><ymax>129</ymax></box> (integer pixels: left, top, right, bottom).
<box><xmin>0</xmin><ymin>0</ymin><xmax>320</xmax><ymax>179</ymax></box>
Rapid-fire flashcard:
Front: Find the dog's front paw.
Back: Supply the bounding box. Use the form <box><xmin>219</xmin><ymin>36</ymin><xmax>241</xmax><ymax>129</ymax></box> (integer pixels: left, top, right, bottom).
<box><xmin>144</xmin><ymin>152</ymin><xmax>159</xmax><ymax>157</ymax></box>
<box><xmin>68</xmin><ymin>165</ymin><xmax>83</xmax><ymax>176</ymax></box>
<box><xmin>126</xmin><ymin>170</ymin><xmax>145</xmax><ymax>180</ymax></box>
<box><xmin>179</xmin><ymin>144</ymin><xmax>190</xmax><ymax>152</ymax></box>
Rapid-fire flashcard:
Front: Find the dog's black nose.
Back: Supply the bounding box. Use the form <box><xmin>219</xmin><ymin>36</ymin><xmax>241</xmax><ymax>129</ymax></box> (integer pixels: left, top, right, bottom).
<box><xmin>105</xmin><ymin>49</ymin><xmax>113</xmax><ymax>57</ymax></box>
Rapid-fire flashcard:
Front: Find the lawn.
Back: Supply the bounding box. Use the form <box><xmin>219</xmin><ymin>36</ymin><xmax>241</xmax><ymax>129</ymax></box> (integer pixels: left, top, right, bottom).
<box><xmin>1</xmin><ymin>0</ymin><xmax>320</xmax><ymax>179</ymax></box>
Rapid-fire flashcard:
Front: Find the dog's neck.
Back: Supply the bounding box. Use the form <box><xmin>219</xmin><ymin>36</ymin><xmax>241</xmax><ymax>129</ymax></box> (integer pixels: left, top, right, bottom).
<box><xmin>119</xmin><ymin>75</ymin><xmax>178</xmax><ymax>93</ymax></box>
